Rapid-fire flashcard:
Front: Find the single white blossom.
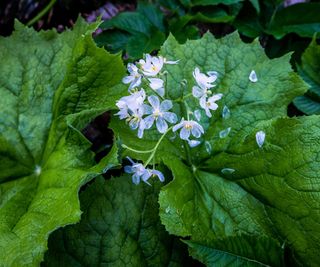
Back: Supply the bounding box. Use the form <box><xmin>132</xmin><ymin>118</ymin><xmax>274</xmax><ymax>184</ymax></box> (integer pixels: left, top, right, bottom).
<box><xmin>173</xmin><ymin>118</ymin><xmax>204</xmax><ymax>140</ymax></box>
<box><xmin>144</xmin><ymin>95</ymin><xmax>178</xmax><ymax>133</ymax></box>
<box><xmin>140</xmin><ymin>54</ymin><xmax>164</xmax><ymax>76</ymax></box>
<box><xmin>193</xmin><ymin>67</ymin><xmax>218</xmax><ymax>90</ymax></box>
<box><xmin>199</xmin><ymin>93</ymin><xmax>223</xmax><ymax>117</ymax></box>
<box><xmin>124</xmin><ymin>157</ymin><xmax>165</xmax><ymax>185</ymax></box>
<box><xmin>148</xmin><ymin>78</ymin><xmax>165</xmax><ymax>97</ymax></box>
<box><xmin>256</xmin><ymin>131</ymin><xmax>265</xmax><ymax>148</ymax></box>
<box><xmin>249</xmin><ymin>70</ymin><xmax>258</xmax><ymax>83</ymax></box>
<box><xmin>122</xmin><ymin>63</ymin><xmax>142</xmax><ymax>90</ymax></box>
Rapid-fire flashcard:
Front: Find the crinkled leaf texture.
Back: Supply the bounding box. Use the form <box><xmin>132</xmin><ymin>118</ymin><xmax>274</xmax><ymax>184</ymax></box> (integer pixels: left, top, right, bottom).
<box><xmin>43</xmin><ymin>175</ymin><xmax>197</xmax><ymax>267</ymax></box>
<box><xmin>0</xmin><ymin>19</ymin><xmax>125</xmax><ymax>266</ymax></box>
<box><xmin>294</xmin><ymin>37</ymin><xmax>320</xmax><ymax>115</ymax></box>
<box><xmin>155</xmin><ymin>33</ymin><xmax>320</xmax><ymax>266</ymax></box>
<box><xmin>110</xmin><ymin>32</ymin><xmax>318</xmax><ymax>266</ymax></box>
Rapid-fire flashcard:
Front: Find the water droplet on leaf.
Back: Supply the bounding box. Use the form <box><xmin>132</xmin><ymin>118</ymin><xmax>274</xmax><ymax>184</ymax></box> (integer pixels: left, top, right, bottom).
<box><xmin>222</xmin><ymin>105</ymin><xmax>230</xmax><ymax>119</ymax></box>
<box><xmin>205</xmin><ymin>141</ymin><xmax>212</xmax><ymax>154</ymax></box>
<box><xmin>256</xmin><ymin>130</ymin><xmax>265</xmax><ymax>148</ymax></box>
<box><xmin>221</xmin><ymin>168</ymin><xmax>235</xmax><ymax>174</ymax></box>
<box><xmin>249</xmin><ymin>70</ymin><xmax>258</xmax><ymax>83</ymax></box>
<box><xmin>219</xmin><ymin>127</ymin><xmax>231</xmax><ymax>138</ymax></box>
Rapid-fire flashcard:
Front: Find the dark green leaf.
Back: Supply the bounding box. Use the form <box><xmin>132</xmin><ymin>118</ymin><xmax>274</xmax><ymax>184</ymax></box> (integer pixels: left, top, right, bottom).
<box><xmin>268</xmin><ymin>3</ymin><xmax>320</xmax><ymax>39</ymax></box>
<box><xmin>43</xmin><ymin>175</ymin><xmax>196</xmax><ymax>267</ymax></box>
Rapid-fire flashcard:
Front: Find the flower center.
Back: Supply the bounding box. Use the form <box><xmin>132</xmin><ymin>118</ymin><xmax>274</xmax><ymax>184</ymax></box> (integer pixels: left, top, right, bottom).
<box><xmin>153</xmin><ymin>108</ymin><xmax>162</xmax><ymax>118</ymax></box>
<box><xmin>185</xmin><ymin>123</ymin><xmax>193</xmax><ymax>130</ymax></box>
<box><xmin>151</xmin><ymin>65</ymin><xmax>157</xmax><ymax>72</ymax></box>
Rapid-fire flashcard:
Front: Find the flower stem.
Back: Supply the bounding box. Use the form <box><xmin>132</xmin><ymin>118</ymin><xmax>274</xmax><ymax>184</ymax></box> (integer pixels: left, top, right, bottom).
<box><xmin>122</xmin><ymin>144</ymin><xmax>154</xmax><ymax>154</ymax></box>
<box><xmin>144</xmin><ymin>126</ymin><xmax>173</xmax><ymax>166</ymax></box>
<box><xmin>27</xmin><ymin>0</ymin><xmax>57</xmax><ymax>26</ymax></box>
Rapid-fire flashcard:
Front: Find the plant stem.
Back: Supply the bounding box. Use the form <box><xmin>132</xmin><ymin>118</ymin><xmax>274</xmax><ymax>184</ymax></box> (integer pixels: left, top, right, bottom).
<box><xmin>144</xmin><ymin>126</ymin><xmax>173</xmax><ymax>166</ymax></box>
<box><xmin>27</xmin><ymin>0</ymin><xmax>57</xmax><ymax>26</ymax></box>
<box><xmin>122</xmin><ymin>144</ymin><xmax>154</xmax><ymax>154</ymax></box>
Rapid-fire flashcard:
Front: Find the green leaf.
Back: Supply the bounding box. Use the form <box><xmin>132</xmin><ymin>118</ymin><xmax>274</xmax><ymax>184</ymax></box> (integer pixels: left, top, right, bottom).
<box><xmin>98</xmin><ymin>2</ymin><xmax>166</xmax><ymax>59</ymax></box>
<box><xmin>294</xmin><ymin>37</ymin><xmax>320</xmax><ymax>114</ymax></box>
<box><xmin>185</xmin><ymin>235</ymin><xmax>284</xmax><ymax>266</ymax></box>
<box><xmin>131</xmin><ymin>33</ymin><xmax>311</xmax><ymax>265</ymax></box>
<box><xmin>43</xmin><ymin>175</ymin><xmax>196</xmax><ymax>267</ymax></box>
<box><xmin>267</xmin><ymin>3</ymin><xmax>320</xmax><ymax>39</ymax></box>
<box><xmin>0</xmin><ymin>18</ymin><xmax>124</xmax><ymax>266</ymax></box>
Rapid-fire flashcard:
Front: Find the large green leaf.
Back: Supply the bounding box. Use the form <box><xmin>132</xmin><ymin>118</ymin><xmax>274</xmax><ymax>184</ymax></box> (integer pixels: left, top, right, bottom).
<box><xmin>0</xmin><ymin>19</ymin><xmax>125</xmax><ymax>266</ymax></box>
<box><xmin>267</xmin><ymin>3</ymin><xmax>320</xmax><ymax>39</ymax></box>
<box><xmin>294</xmin><ymin>37</ymin><xmax>320</xmax><ymax>115</ymax></box>
<box><xmin>43</xmin><ymin>175</ymin><xmax>197</xmax><ymax>267</ymax></box>
<box><xmin>97</xmin><ymin>2</ymin><xmax>166</xmax><ymax>59</ymax></box>
<box><xmin>153</xmin><ymin>34</ymin><xmax>320</xmax><ymax>266</ymax></box>
<box><xmin>107</xmin><ymin>32</ymin><xmax>315</xmax><ymax>265</ymax></box>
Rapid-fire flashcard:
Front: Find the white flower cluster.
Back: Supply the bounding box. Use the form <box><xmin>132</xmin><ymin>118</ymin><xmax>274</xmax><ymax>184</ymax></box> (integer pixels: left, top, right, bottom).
<box><xmin>117</xmin><ymin>54</ymin><xmax>224</xmax><ymax>185</ymax></box>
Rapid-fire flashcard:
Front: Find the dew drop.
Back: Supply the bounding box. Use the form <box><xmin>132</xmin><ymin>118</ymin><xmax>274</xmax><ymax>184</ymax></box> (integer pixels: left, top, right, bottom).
<box><xmin>219</xmin><ymin>127</ymin><xmax>231</xmax><ymax>138</ymax></box>
<box><xmin>221</xmin><ymin>168</ymin><xmax>235</xmax><ymax>174</ymax></box>
<box><xmin>34</xmin><ymin>165</ymin><xmax>41</xmax><ymax>176</ymax></box>
<box><xmin>256</xmin><ymin>131</ymin><xmax>266</xmax><ymax>148</ymax></box>
<box><xmin>194</xmin><ymin>109</ymin><xmax>201</xmax><ymax>121</ymax></box>
<box><xmin>165</xmin><ymin>207</ymin><xmax>171</xmax><ymax>213</ymax></box>
<box><xmin>222</xmin><ymin>105</ymin><xmax>230</xmax><ymax>119</ymax></box>
<box><xmin>249</xmin><ymin>70</ymin><xmax>258</xmax><ymax>83</ymax></box>
<box><xmin>205</xmin><ymin>141</ymin><xmax>212</xmax><ymax>154</ymax></box>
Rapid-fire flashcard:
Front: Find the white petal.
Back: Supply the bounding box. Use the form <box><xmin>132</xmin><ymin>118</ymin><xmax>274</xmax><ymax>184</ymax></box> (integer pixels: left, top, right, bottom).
<box><xmin>132</xmin><ymin>174</ymin><xmax>140</xmax><ymax>185</ymax></box>
<box><xmin>204</xmin><ymin>107</ymin><xmax>212</xmax><ymax>118</ymax></box>
<box><xmin>256</xmin><ymin>131</ymin><xmax>265</xmax><ymax>148</ymax></box>
<box><xmin>172</xmin><ymin>120</ymin><xmax>184</xmax><ymax>132</ymax></box>
<box><xmin>148</xmin><ymin>78</ymin><xmax>164</xmax><ymax>89</ymax></box>
<box><xmin>163</xmin><ymin>112</ymin><xmax>177</xmax><ymax>124</ymax></box>
<box><xmin>209</xmin><ymin>93</ymin><xmax>223</xmax><ymax>102</ymax></box>
<box><xmin>144</xmin><ymin>115</ymin><xmax>155</xmax><ymax>129</ymax></box>
<box><xmin>155</xmin><ymin>87</ymin><xmax>165</xmax><ymax>97</ymax></box>
<box><xmin>142</xmin><ymin>170</ymin><xmax>152</xmax><ymax>182</ymax></box>
<box><xmin>124</xmin><ymin>166</ymin><xmax>133</xmax><ymax>173</ymax></box>
<box><xmin>148</xmin><ymin>95</ymin><xmax>160</xmax><ymax>109</ymax></box>
<box><xmin>192</xmin><ymin>86</ymin><xmax>204</xmax><ymax>98</ymax></box>
<box><xmin>249</xmin><ymin>70</ymin><xmax>258</xmax><ymax>82</ymax></box>
<box><xmin>151</xmin><ymin>170</ymin><xmax>165</xmax><ymax>182</ymax></box>
<box><xmin>156</xmin><ymin>117</ymin><xmax>168</xmax><ymax>133</ymax></box>
<box><xmin>199</xmin><ymin>95</ymin><xmax>207</xmax><ymax>109</ymax></box>
<box><xmin>180</xmin><ymin>127</ymin><xmax>190</xmax><ymax>140</ymax></box>
<box><xmin>188</xmin><ymin>140</ymin><xmax>201</xmax><ymax>147</ymax></box>
<box><xmin>191</xmin><ymin>126</ymin><xmax>202</xmax><ymax>138</ymax></box>
<box><xmin>194</xmin><ymin>109</ymin><xmax>201</xmax><ymax>121</ymax></box>
<box><xmin>122</xmin><ymin>75</ymin><xmax>134</xmax><ymax>84</ymax></box>
<box><xmin>160</xmin><ymin>99</ymin><xmax>173</xmax><ymax>111</ymax></box>
<box><xmin>129</xmin><ymin>119</ymin><xmax>139</xmax><ymax>130</ymax></box>
<box><xmin>143</xmin><ymin>104</ymin><xmax>153</xmax><ymax>115</ymax></box>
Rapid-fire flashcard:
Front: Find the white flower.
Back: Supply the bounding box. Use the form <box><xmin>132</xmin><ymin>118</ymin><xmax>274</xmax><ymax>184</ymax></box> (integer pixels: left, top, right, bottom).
<box><xmin>256</xmin><ymin>131</ymin><xmax>265</xmax><ymax>148</ymax></box>
<box><xmin>122</xmin><ymin>63</ymin><xmax>142</xmax><ymax>90</ymax></box>
<box><xmin>193</xmin><ymin>67</ymin><xmax>218</xmax><ymax>90</ymax></box>
<box><xmin>173</xmin><ymin>118</ymin><xmax>204</xmax><ymax>140</ymax></box>
<box><xmin>199</xmin><ymin>93</ymin><xmax>223</xmax><ymax>117</ymax></box>
<box><xmin>160</xmin><ymin>56</ymin><xmax>179</xmax><ymax>65</ymax></box>
<box><xmin>115</xmin><ymin>89</ymin><xmax>146</xmax><ymax>118</ymax></box>
<box><xmin>144</xmin><ymin>95</ymin><xmax>178</xmax><ymax>133</ymax></box>
<box><xmin>249</xmin><ymin>70</ymin><xmax>258</xmax><ymax>83</ymax></box>
<box><xmin>124</xmin><ymin>157</ymin><xmax>165</xmax><ymax>185</ymax></box>
<box><xmin>140</xmin><ymin>54</ymin><xmax>164</xmax><ymax>76</ymax></box>
<box><xmin>148</xmin><ymin>78</ymin><xmax>165</xmax><ymax>97</ymax></box>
